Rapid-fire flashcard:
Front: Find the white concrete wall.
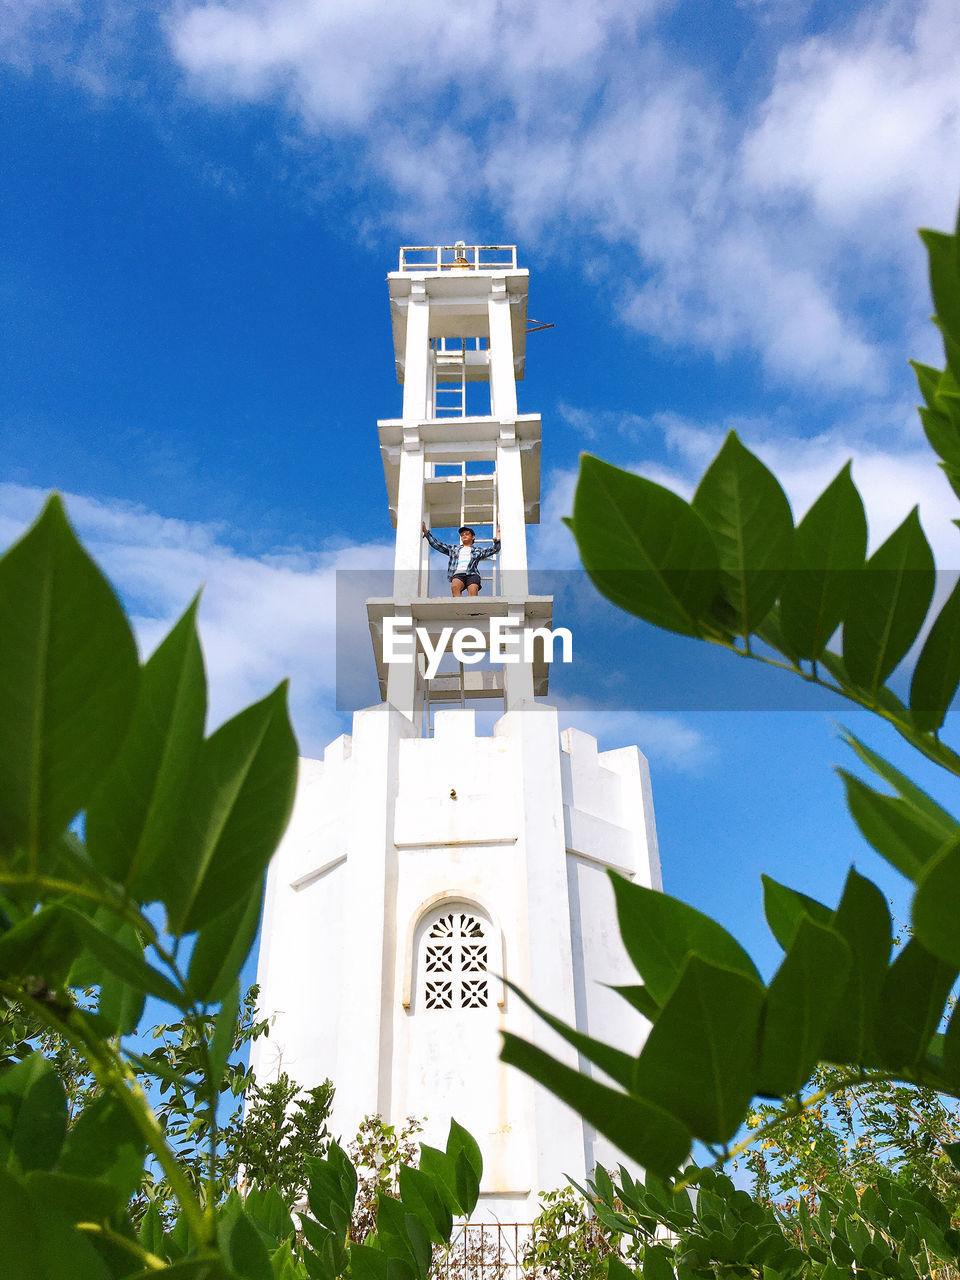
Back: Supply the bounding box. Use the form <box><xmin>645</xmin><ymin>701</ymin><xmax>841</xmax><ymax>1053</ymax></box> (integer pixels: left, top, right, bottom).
<box><xmin>253</xmin><ymin>703</ymin><xmax>658</xmax><ymax>1222</ymax></box>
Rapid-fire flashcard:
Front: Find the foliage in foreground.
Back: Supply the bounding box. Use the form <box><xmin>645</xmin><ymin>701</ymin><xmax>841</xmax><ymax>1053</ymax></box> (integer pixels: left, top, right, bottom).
<box><xmin>527</xmin><ymin>1072</ymin><xmax>960</xmax><ymax>1279</ymax></box>
<box><xmin>502</xmin><ymin>217</ymin><xmax>960</xmax><ymax>1274</ymax></box>
<box><xmin>0</xmin><ymin>498</ymin><xmax>481</xmax><ymax>1277</ymax></box>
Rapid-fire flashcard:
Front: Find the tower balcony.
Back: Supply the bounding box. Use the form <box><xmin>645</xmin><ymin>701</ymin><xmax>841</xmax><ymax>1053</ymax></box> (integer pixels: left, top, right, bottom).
<box><xmin>397</xmin><ymin>245</ymin><xmax>518</xmax><ymax>273</ymax></box>
<box><xmin>388</xmin><ymin>252</ymin><xmax>530</xmax><ymax>383</ymax></box>
<box><xmin>378</xmin><ymin>414</ymin><xmax>542</xmax><ymax>529</ymax></box>
<box><xmin>365</xmin><ymin>594</ymin><xmax>555</xmax><ymax>705</ymax></box>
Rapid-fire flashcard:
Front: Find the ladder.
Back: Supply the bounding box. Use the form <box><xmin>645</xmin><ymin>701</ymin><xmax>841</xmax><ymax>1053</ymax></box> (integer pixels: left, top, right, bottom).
<box><xmin>459</xmin><ymin>464</ymin><xmax>499</xmax><ymax>595</ymax></box>
<box><xmin>433</xmin><ymin>339</ymin><xmax>466</xmax><ymax>417</ymax></box>
<box><xmin>424</xmin><ymin>662</ymin><xmax>468</xmax><ymax>737</ymax></box>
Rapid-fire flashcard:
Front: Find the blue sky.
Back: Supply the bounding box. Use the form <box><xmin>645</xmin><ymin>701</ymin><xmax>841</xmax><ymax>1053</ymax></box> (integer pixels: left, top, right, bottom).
<box><xmin>3</xmin><ymin>0</ymin><xmax>960</xmax><ymax>984</ymax></box>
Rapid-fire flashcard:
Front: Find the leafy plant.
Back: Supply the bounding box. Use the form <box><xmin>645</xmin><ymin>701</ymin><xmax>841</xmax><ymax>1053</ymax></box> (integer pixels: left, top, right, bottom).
<box><xmin>348</xmin><ymin>1115</ymin><xmax>424</xmax><ymax>1244</ymax></box>
<box><xmin>744</xmin><ymin>1066</ymin><xmax>960</xmax><ymax>1221</ymax></box>
<box><xmin>523</xmin><ymin>1182</ymin><xmax>634</xmax><ymax>1280</ymax></box>
<box><xmin>0</xmin><ymin>496</ymin><xmax>482</xmax><ymax>1277</ymax></box>
<box><xmin>575</xmin><ymin>1158</ymin><xmax>960</xmax><ymax>1280</ymax></box>
<box><xmin>500</xmin><ymin>213</ymin><xmax>960</xmax><ymax>1265</ymax></box>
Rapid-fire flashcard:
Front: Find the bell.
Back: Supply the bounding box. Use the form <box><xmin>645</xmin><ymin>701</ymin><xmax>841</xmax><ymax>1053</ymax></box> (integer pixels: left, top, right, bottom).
<box><xmin>452</xmin><ymin>240</ymin><xmax>470</xmax><ymax>269</ymax></box>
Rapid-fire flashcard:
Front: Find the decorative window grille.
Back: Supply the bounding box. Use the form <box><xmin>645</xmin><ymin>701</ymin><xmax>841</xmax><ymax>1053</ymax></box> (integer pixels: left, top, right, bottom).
<box><xmin>421</xmin><ymin>910</ymin><xmax>490</xmax><ymax>1011</ymax></box>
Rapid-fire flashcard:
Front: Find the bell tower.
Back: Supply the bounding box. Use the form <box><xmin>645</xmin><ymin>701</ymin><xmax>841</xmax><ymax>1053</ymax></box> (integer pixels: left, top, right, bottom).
<box><xmin>368</xmin><ymin>241</ymin><xmax>551</xmax><ymax>730</ymax></box>
<box><xmin>252</xmin><ymin>244</ymin><xmax>663</xmax><ymax>1223</ymax></box>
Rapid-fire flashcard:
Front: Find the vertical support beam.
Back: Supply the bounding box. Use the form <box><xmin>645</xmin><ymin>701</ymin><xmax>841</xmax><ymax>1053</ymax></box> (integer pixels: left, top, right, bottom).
<box><xmin>487</xmin><ymin>278</ymin><xmax>518</xmax><ymax>421</ymax></box>
<box><xmin>503</xmin><ymin>604</ymin><xmax>535</xmax><ymax>709</ymax></box>
<box><xmin>496</xmin><ymin>420</ymin><xmax>528</xmax><ymax>593</ymax></box>
<box><xmin>394</xmin><ymin>426</ymin><xmax>425</xmax><ymax>597</ymax></box>
<box><xmin>402</xmin><ymin>283</ymin><xmax>431</xmax><ymax>422</ymax></box>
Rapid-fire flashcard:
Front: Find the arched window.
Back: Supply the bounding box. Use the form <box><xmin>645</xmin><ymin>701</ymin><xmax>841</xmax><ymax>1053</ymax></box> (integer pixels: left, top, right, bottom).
<box><xmin>421</xmin><ymin>907</ymin><xmax>491</xmax><ymax>1011</ymax></box>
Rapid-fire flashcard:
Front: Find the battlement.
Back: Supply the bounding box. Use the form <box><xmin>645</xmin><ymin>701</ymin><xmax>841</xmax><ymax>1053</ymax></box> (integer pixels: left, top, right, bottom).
<box><xmin>274</xmin><ymin>706</ymin><xmax>657</xmax><ymax>887</ymax></box>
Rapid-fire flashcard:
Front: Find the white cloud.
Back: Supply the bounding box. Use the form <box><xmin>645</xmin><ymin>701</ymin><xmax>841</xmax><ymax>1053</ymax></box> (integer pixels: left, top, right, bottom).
<box><xmin>556</xmin><ymin>702</ymin><xmax>711</xmax><ymax>772</ymax></box>
<box><xmin>169</xmin><ymin>0</ymin><xmax>656</xmax><ymax>126</ymax></box>
<box><xmin>741</xmin><ymin>0</ymin><xmax>960</xmax><ymax>237</ymax></box>
<box><xmin>543</xmin><ymin>406</ymin><xmax>960</xmax><ymax>560</ymax></box>
<box><xmin>8</xmin><ymin>0</ymin><xmax>958</xmax><ymax>442</ymax></box>
<box><xmin>0</xmin><ymin>484</ymin><xmax>392</xmax><ymax>758</ymax></box>
<box><xmin>163</xmin><ymin>0</ymin><xmax>951</xmax><ymax>395</ymax></box>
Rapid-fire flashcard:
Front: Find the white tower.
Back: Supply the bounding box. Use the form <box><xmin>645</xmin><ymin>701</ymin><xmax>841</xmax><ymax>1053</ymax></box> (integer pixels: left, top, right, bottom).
<box><xmin>253</xmin><ymin>244</ymin><xmax>662</xmax><ymax>1222</ymax></box>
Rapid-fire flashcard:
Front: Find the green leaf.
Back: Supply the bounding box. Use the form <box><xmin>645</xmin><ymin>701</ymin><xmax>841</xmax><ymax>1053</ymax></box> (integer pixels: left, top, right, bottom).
<box><xmin>691</xmin><ymin>431</ymin><xmax>793</xmax><ymax>636</ymax></box>
<box><xmin>0</xmin><ymin>495</ymin><xmax>138</xmax><ymax>862</ymax></box>
<box><xmin>610</xmin><ymin>985</ymin><xmax>661</xmax><ymax>1019</ymax></box>
<box><xmin>23</xmin><ymin>1169</ymin><xmax>120</xmax><ymax>1222</ymax></box>
<box><xmin>839</xmin><ymin>771</ymin><xmax>944</xmax><ymax>881</ymax></box>
<box><xmin>612</xmin><ymin>1254</ymin><xmax>645</xmax><ymax>1280</ymax></box>
<box><xmin>632</xmin><ymin>954</ymin><xmax>764</xmax><ymax>1142</ymax></box>
<box><xmin>138</xmin><ymin>1202</ymin><xmax>166</xmax><ymax>1257</ymax></box>
<box><xmin>446</xmin><ymin>1117</ymin><xmax>482</xmax><ymax>1182</ymax></box>
<box><xmin>219</xmin><ymin>1192</ymin><xmax>274</xmax><ymax>1280</ymax></box>
<box><xmin>98</xmin><ymin>966</ymin><xmax>146</xmax><ymax>1037</ymax></box>
<box><xmin>210</xmin><ymin>978</ymin><xmax>241</xmax><ymax>1090</ymax></box>
<box><xmin>306</xmin><ymin>1141</ymin><xmax>357</xmax><ymax>1240</ymax></box>
<box><xmin>59</xmin><ymin>1092</ymin><xmax>146</xmax><ymax>1201</ymax></box>
<box><xmin>417</xmin><ymin>1145</ymin><xmax>465</xmax><ymax>1217</ymax></box>
<box><xmin>397</xmin><ymin>1165</ymin><xmax>452</xmax><ymax>1246</ymax></box>
<box><xmin>61</xmin><ymin>906</ymin><xmax>185</xmax><ymax>1007</ymax></box>
<box><xmin>0</xmin><ymin>1052</ymin><xmax>67</xmax><ymax>1173</ymax></box>
<box><xmin>500</xmin><ymin>1032</ymin><xmax>691</xmax><ymax>1177</ymax></box>
<box><xmin>0</xmin><ymin>904</ymin><xmax>79</xmax><ymax>986</ymax></box>
<box><xmin>779</xmin><ymin>463</ymin><xmax>866</xmax><ymax>659</ymax></box>
<box><xmin>0</xmin><ymin>1167</ymin><xmax>45</xmax><ymax>1280</ymax></box>
<box><xmin>919</xmin><ymin>405</ymin><xmax>960</xmax><ymax>467</ymax></box>
<box><xmin>839</xmin><ymin>730</ymin><xmax>959</xmax><ymax>836</ymax></box>
<box><xmin>244</xmin><ymin>1185</ymin><xmax>296</xmax><ymax>1246</ymax></box>
<box><xmin>187</xmin><ymin>873</ymin><xmax>264</xmax><ymax>1004</ymax></box>
<box><xmin>842</xmin><ymin>508</ymin><xmax>935</xmax><ymax>696</ymax></box>
<box><xmin>452</xmin><ymin>1148</ymin><xmax>480</xmax><ymax>1222</ymax></box>
<box><xmin>913</xmin><ymin>835</ymin><xmax>960</xmax><ymax>966</ymax></box>
<box><xmin>911</xmin><ymin>360</ymin><xmax>943</xmax><ymax>411</ymax></box>
<box><xmin>349</xmin><ymin>1244</ymin><xmax>391</xmax><ymax>1280</ymax></box>
<box><xmin>503</xmin><ymin>977</ymin><xmax>637</xmax><ymax>1089</ymax></box>
<box><xmin>570</xmin><ymin>454</ymin><xmax>721</xmax><ymax>637</ymax></box>
<box><xmin>920</xmin><ymin>228</ymin><xmax>960</xmax><ymax>348</ymax></box>
<box><xmin>86</xmin><ymin>596</ymin><xmax>206</xmax><ymax>896</ymax></box>
<box><xmin>611</xmin><ymin>873</ymin><xmax>761</xmax><ymax>1004</ymax></box>
<box><xmin>761</xmin><ymin>877</ymin><xmax>832</xmax><ymax>952</ymax></box>
<box><xmin>875</xmin><ymin>938</ymin><xmax>957</xmax><ymax>1069</ymax></box>
<box><xmin>821</xmin><ymin>868</ymin><xmax>892</xmax><ymax>1063</ymax></box>
<box><xmin>910</xmin><ymin>576</ymin><xmax>960</xmax><ymax>731</ymax></box>
<box><xmin>374</xmin><ymin>1194</ymin><xmax>427</xmax><ymax>1279</ymax></box>
<box><xmin>757</xmin><ymin>917</ymin><xmax>851</xmax><ymax>1096</ymax></box>
<box><xmin>166</xmin><ymin>682</ymin><xmax>298</xmax><ymax>933</ymax></box>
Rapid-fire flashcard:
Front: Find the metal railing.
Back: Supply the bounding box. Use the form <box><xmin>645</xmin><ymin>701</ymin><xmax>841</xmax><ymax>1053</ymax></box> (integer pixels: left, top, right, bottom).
<box><xmin>433</xmin><ymin>1222</ymin><xmax>615</xmax><ymax>1280</ymax></box>
<box><xmin>399</xmin><ymin>245</ymin><xmax>518</xmax><ymax>272</ymax></box>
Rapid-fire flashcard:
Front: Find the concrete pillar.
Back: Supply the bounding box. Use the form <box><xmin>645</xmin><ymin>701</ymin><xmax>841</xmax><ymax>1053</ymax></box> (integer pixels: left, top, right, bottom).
<box><xmin>402</xmin><ymin>284</ymin><xmax>431</xmax><ymax>422</ymax></box>
<box><xmin>488</xmin><ymin>278</ymin><xmax>518</xmax><ymax>420</ymax></box>
<box><xmin>497</xmin><ymin>422</ymin><xmax>528</xmax><ymax>592</ymax></box>
<box><xmin>394</xmin><ymin>432</ymin><xmax>425</xmax><ymax>597</ymax></box>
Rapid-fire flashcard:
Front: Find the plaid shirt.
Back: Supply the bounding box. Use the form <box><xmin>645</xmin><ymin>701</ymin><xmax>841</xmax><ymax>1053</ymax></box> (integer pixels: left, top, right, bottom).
<box><xmin>423</xmin><ymin>530</ymin><xmax>502</xmax><ymax>580</ymax></box>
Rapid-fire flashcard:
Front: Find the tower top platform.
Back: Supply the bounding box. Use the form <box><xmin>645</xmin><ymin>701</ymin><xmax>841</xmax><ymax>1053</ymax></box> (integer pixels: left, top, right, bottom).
<box><xmin>388</xmin><ymin>244</ymin><xmax>529</xmax><ymax>382</ymax></box>
<box><xmin>395</xmin><ymin>244</ymin><xmax>519</xmax><ymax>273</ymax></box>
